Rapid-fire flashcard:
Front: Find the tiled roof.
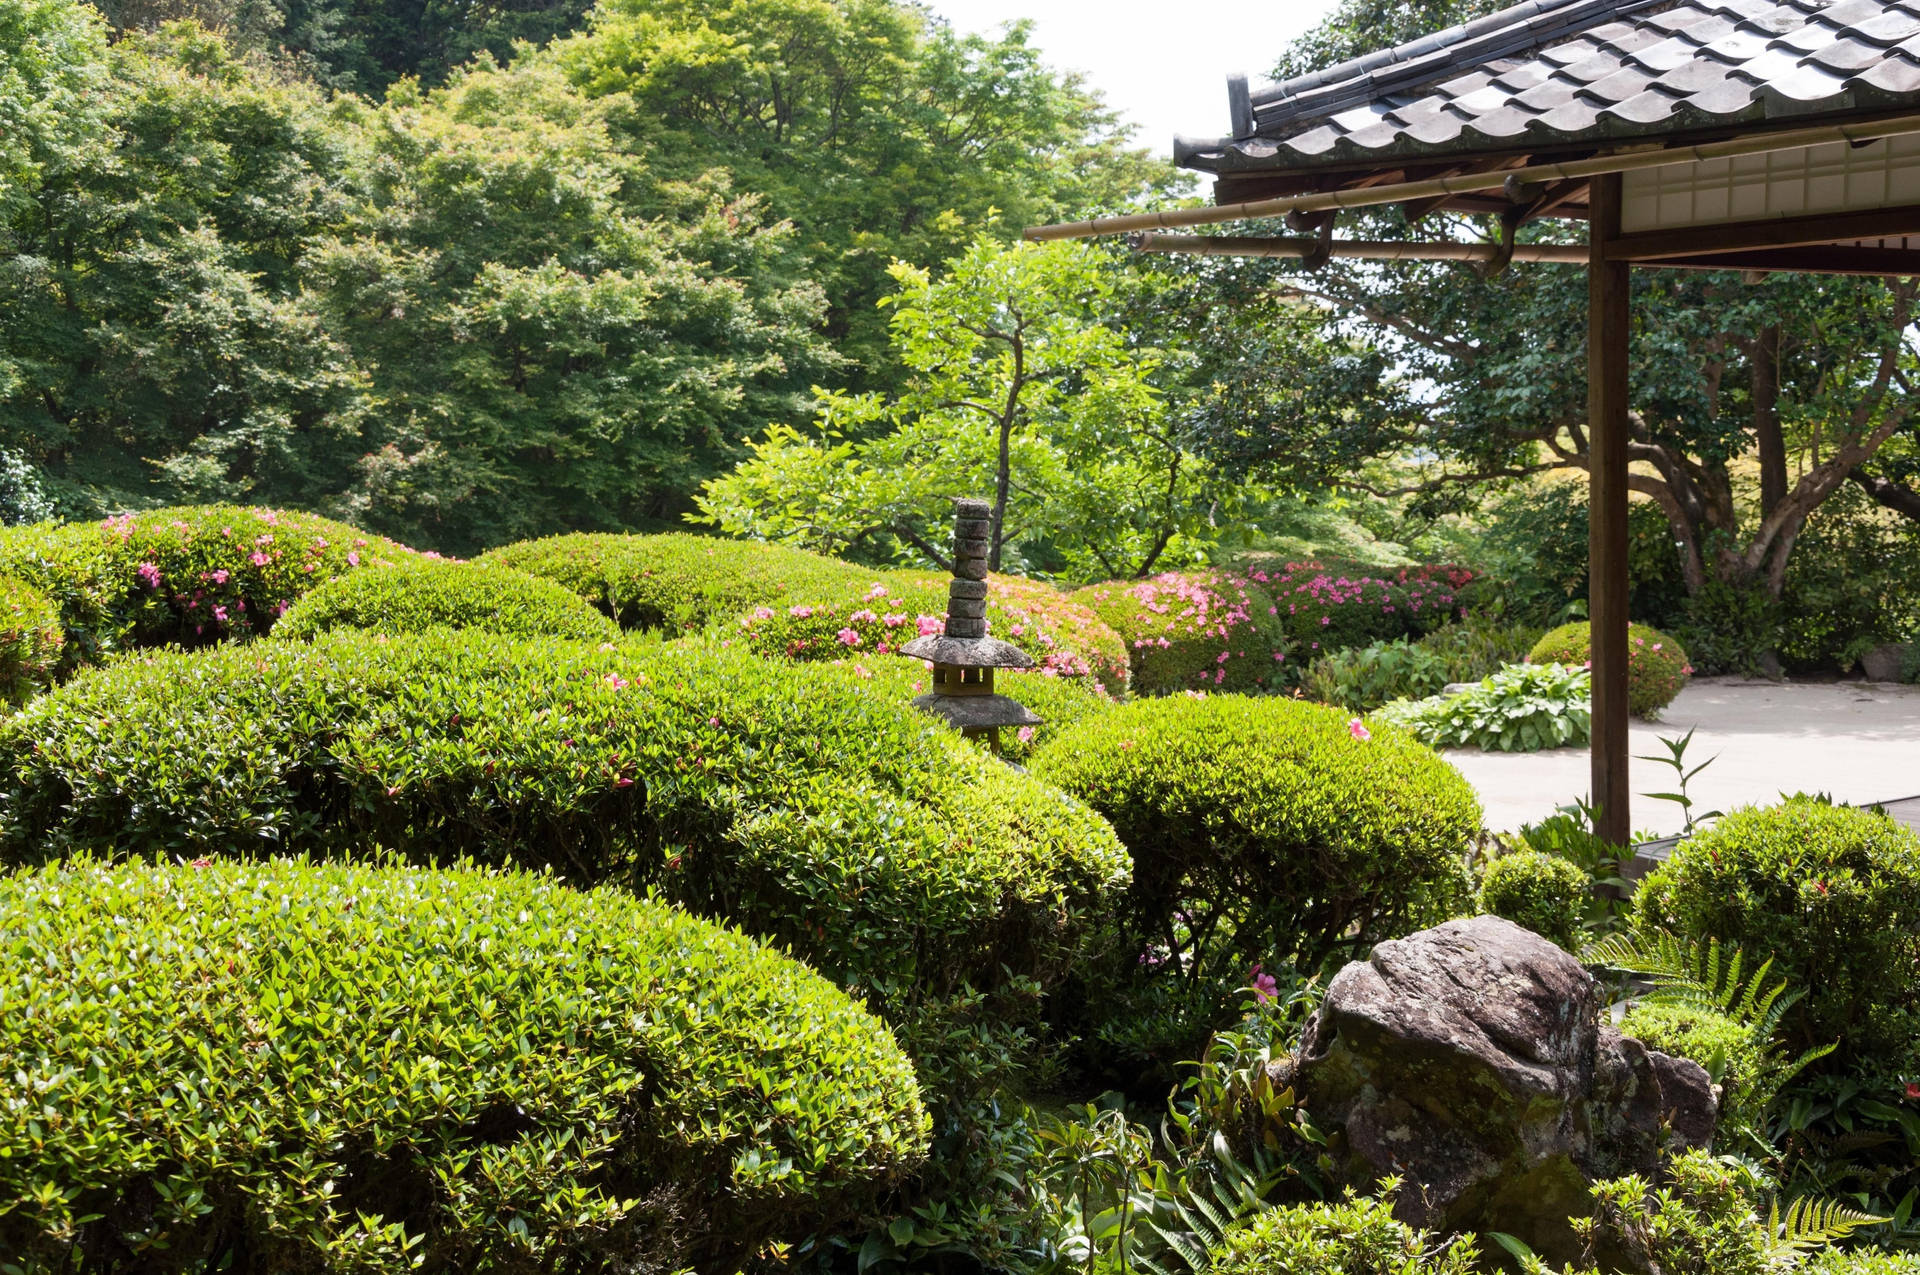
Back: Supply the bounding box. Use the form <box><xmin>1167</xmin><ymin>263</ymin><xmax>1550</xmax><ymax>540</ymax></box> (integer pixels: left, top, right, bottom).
<box><xmin>1177</xmin><ymin>0</ymin><xmax>1920</xmax><ymax>176</ymax></box>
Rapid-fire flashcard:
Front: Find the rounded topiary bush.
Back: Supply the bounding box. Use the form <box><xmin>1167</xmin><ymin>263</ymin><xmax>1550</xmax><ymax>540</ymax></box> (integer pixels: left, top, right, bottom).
<box><xmin>478</xmin><ymin>532</ymin><xmax>873</xmax><ymax>633</ymax></box>
<box><xmin>820</xmin><ymin>655</ymin><xmax>1118</xmax><ymax>764</ymax></box>
<box><xmin>274</xmin><ymin>559</ymin><xmax>621</xmax><ymax>642</ymax></box>
<box><xmin>0</xmin><ymin>506</ymin><xmax>416</xmax><ymax>657</ymax></box>
<box><xmin>1529</xmin><ymin>621</ymin><xmax>1691</xmax><ymax>717</ymax></box>
<box><xmin>1032</xmin><ymin>696</ymin><xmax>1478</xmax><ymax>1066</ymax></box>
<box><xmin>1478</xmin><ymin>849</ymin><xmax>1588</xmax><ymax>949</ymax></box>
<box><xmin>1632</xmin><ymin>799</ymin><xmax>1920</xmax><ymax>1067</ymax></box>
<box><xmin>0</xmin><ymin>575</ymin><xmax>62</xmax><ymax>706</ymax></box>
<box><xmin>1069</xmin><ymin>571</ymin><xmax>1289</xmax><ymax>695</ymax></box>
<box><xmin>735</xmin><ymin>570</ymin><xmax>1125</xmax><ymax>690</ymax></box>
<box><xmin>0</xmin><ymin>633</ymin><xmax>1129</xmax><ymax>1041</ymax></box>
<box><xmin>1209</xmin><ymin>1194</ymin><xmax>1480</xmax><ymax>1275</ymax></box>
<box><xmin>0</xmin><ymin>857</ymin><xmax>927</xmax><ymax>1273</ymax></box>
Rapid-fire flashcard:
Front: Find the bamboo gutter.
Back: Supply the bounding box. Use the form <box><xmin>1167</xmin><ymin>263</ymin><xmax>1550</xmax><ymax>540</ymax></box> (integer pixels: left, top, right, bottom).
<box><xmin>1129</xmin><ymin>233</ymin><xmax>1589</xmax><ymax>263</ymax></box>
<box><xmin>1024</xmin><ymin>111</ymin><xmax>1920</xmax><ymax>241</ymax></box>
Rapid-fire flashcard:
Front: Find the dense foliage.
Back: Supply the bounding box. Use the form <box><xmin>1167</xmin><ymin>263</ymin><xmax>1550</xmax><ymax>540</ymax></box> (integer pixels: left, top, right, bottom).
<box><xmin>1375</xmin><ymin>662</ymin><xmax>1592</xmax><ymax>753</ymax></box>
<box><xmin>1071</xmin><ymin>571</ymin><xmax>1290</xmax><ymax>695</ymax></box>
<box><xmin>274</xmin><ymin>559</ymin><xmax>621</xmax><ymax>642</ymax></box>
<box><xmin>0</xmin><ymin>633</ymin><xmax>1129</xmax><ymax>1029</ymax></box>
<box><xmin>1032</xmin><ymin>695</ymin><xmax>1478</xmax><ymax>1067</ymax></box>
<box><xmin>0</xmin><ymin>575</ymin><xmax>63</xmax><ymax>705</ymax></box>
<box><xmin>0</xmin><ymin>505</ymin><xmax>414</xmax><ymax>659</ymax></box>
<box><xmin>0</xmin><ymin>857</ymin><xmax>928</xmax><ymax>1272</ymax></box>
<box><xmin>1253</xmin><ymin>561</ymin><xmax>1471</xmax><ymax>657</ymax></box>
<box><xmin>1208</xmin><ymin>1193</ymin><xmax>1481</xmax><ymax>1275</ymax></box>
<box><xmin>1633</xmin><ymin>799</ymin><xmax>1920</xmax><ymax>1070</ymax></box>
<box><xmin>1531</xmin><ymin>621</ymin><xmax>1692</xmax><ymax>718</ymax></box>
<box><xmin>479</xmin><ymin>532</ymin><xmax>872</xmax><ymax>633</ymax></box>
<box><xmin>1478</xmin><ymin>848</ymin><xmax>1588</xmax><ymax>950</ymax></box>
<box><xmin>1300</xmin><ymin>619</ymin><xmax>1542</xmax><ymax>712</ymax></box>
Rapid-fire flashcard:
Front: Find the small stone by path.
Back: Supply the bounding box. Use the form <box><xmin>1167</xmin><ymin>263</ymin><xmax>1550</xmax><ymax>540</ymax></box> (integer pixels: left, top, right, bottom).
<box><xmin>1443</xmin><ymin>677</ymin><xmax>1920</xmax><ymax>836</ymax></box>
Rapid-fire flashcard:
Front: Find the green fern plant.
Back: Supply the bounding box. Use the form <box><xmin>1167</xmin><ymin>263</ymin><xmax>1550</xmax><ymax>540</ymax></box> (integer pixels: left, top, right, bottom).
<box><xmin>1765</xmin><ymin>1194</ymin><xmax>1891</xmax><ymax>1261</ymax></box>
<box><xmin>1583</xmin><ymin>932</ymin><xmax>1835</xmax><ymax>1155</ymax></box>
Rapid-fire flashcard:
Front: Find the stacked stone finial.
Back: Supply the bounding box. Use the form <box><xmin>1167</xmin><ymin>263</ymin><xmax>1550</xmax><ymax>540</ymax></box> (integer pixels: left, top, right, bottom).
<box><xmin>943</xmin><ymin>498</ymin><xmax>992</xmax><ymax>639</ymax></box>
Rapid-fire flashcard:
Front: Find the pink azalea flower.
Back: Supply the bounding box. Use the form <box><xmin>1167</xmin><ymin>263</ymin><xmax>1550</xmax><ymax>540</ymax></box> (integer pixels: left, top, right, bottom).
<box><xmin>249</xmin><ymin>551</ymin><xmax>271</xmax><ymax>567</ymax></box>
<box><xmin>136</xmin><ymin>562</ymin><xmax>161</xmax><ymax>588</ymax></box>
<box><xmin>346</xmin><ymin>551</ymin><xmax>360</xmax><ymax>568</ymax></box>
<box><xmin>865</xmin><ymin>583</ymin><xmax>888</xmax><ymax>600</ymax></box>
<box><xmin>849</xmin><ymin>609</ymin><xmax>878</xmax><ymax>624</ymax></box>
<box><xmin>1250</xmin><ymin>964</ymin><xmax>1280</xmax><ymax>1003</ymax></box>
<box><xmin>1017</xmin><ymin>726</ymin><xmax>1035</xmax><ymax>744</ymax></box>
<box><xmin>1348</xmin><ymin>718</ymin><xmax>1371</xmax><ymax>742</ymax></box>
<box><xmin>916</xmin><ymin>614</ymin><xmax>943</xmax><ymax>636</ymax></box>
<box><xmin>837</xmin><ymin>628</ymin><xmax>862</xmax><ymax>647</ymax></box>
<box><xmin>789</xmin><ymin>605</ymin><xmax>814</xmax><ymax>618</ymax></box>
<box><xmin>211</xmin><ymin>569</ymin><xmax>229</xmax><ymax>585</ymax></box>
<box><xmin>212</xmin><ymin>606</ymin><xmax>228</xmax><ymax>623</ymax></box>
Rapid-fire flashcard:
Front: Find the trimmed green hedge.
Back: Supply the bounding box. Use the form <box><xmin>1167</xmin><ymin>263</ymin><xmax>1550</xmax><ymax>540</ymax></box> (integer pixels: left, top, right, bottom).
<box><xmin>1632</xmin><ymin>799</ymin><xmax>1920</xmax><ymax>1067</ymax></box>
<box><xmin>274</xmin><ymin>560</ymin><xmax>621</xmax><ymax>643</ymax></box>
<box><xmin>1208</xmin><ymin>1194</ymin><xmax>1480</xmax><ymax>1275</ymax></box>
<box><xmin>817</xmin><ymin>656</ymin><xmax>1118</xmax><ymax>764</ymax></box>
<box><xmin>1529</xmin><ymin>621</ymin><xmax>1691</xmax><ymax>717</ymax></box>
<box><xmin>0</xmin><ymin>857</ymin><xmax>927</xmax><ymax>1273</ymax></box>
<box><xmin>1069</xmin><ymin>571</ymin><xmax>1290</xmax><ymax>695</ymax></box>
<box><xmin>0</xmin><ymin>506</ymin><xmax>415</xmax><ymax>658</ymax></box>
<box><xmin>0</xmin><ymin>633</ymin><xmax>1129</xmax><ymax>1025</ymax></box>
<box><xmin>478</xmin><ymin>532</ymin><xmax>872</xmax><ymax>633</ymax></box>
<box><xmin>0</xmin><ymin>575</ymin><xmax>62</xmax><ymax>705</ymax></box>
<box><xmin>1478</xmin><ymin>849</ymin><xmax>1587</xmax><ymax>950</ymax></box>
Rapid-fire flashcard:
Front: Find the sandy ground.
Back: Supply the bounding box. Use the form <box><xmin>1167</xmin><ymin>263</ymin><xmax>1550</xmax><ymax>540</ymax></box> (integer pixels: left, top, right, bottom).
<box><xmin>1441</xmin><ymin>677</ymin><xmax>1920</xmax><ymax>836</ymax></box>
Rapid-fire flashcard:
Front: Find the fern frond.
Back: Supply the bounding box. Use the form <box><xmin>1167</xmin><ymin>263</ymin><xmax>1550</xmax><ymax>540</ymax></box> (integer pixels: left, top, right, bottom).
<box><xmin>1766</xmin><ymin>1195</ymin><xmax>1889</xmax><ymax>1258</ymax></box>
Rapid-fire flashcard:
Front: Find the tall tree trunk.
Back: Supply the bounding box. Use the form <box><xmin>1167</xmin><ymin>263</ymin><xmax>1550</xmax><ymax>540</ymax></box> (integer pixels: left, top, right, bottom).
<box><xmin>1753</xmin><ymin>324</ymin><xmax>1787</xmax><ymax>518</ymax></box>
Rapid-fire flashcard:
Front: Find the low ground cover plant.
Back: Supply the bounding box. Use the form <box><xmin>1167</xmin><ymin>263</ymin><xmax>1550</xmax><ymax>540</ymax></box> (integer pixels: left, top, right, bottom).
<box><xmin>1529</xmin><ymin>621</ymin><xmax>1691</xmax><ymax>718</ymax></box>
<box><xmin>0</xmin><ymin>857</ymin><xmax>928</xmax><ymax>1273</ymax></box>
<box><xmin>275</xmin><ymin>559</ymin><xmax>622</xmax><ymax>642</ymax></box>
<box><xmin>0</xmin><ymin>575</ymin><xmax>63</xmax><ymax>705</ymax></box>
<box><xmin>479</xmin><ymin>532</ymin><xmax>873</xmax><ymax>633</ymax></box>
<box><xmin>1032</xmin><ymin>694</ymin><xmax>1478</xmax><ymax>1071</ymax></box>
<box><xmin>1375</xmin><ymin>662</ymin><xmax>1592</xmax><ymax>752</ymax></box>
<box><xmin>737</xmin><ymin>571</ymin><xmax>1125</xmax><ymax>688</ymax></box>
<box><xmin>0</xmin><ymin>506</ymin><xmax>416</xmax><ymax>659</ymax></box>
<box><xmin>1632</xmin><ymin>799</ymin><xmax>1920</xmax><ymax>1070</ymax></box>
<box><xmin>1070</xmin><ymin>571</ymin><xmax>1290</xmax><ymax>695</ymax></box>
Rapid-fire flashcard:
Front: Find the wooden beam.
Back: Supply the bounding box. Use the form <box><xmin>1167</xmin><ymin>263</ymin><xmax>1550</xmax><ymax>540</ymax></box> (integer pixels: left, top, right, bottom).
<box><xmin>1606</xmin><ymin>203</ymin><xmax>1920</xmax><ymax>262</ymax></box>
<box><xmin>1633</xmin><ymin>245</ymin><xmax>1920</xmax><ymax>277</ymax></box>
<box><xmin>1128</xmin><ymin>234</ymin><xmax>1590</xmax><ymax>264</ymax></box>
<box><xmin>1589</xmin><ymin>173</ymin><xmax>1633</xmax><ymax>850</ymax></box>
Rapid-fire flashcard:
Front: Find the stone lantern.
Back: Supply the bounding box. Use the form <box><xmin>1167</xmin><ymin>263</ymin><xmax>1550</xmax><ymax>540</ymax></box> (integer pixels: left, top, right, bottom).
<box><xmin>899</xmin><ymin>498</ymin><xmax>1040</xmax><ymax>754</ymax></box>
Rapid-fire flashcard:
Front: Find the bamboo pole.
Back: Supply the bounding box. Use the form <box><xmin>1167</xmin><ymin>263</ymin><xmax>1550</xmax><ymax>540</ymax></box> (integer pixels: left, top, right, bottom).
<box><xmin>1129</xmin><ymin>233</ymin><xmax>1589</xmax><ymax>263</ymax></box>
<box><xmin>1024</xmin><ymin>111</ymin><xmax>1920</xmax><ymax>241</ymax></box>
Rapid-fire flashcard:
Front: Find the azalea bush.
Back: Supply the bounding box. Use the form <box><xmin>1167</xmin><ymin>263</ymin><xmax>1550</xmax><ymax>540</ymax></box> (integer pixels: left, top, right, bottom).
<box><xmin>816</xmin><ymin>656</ymin><xmax>1118</xmax><ymax>764</ymax></box>
<box><xmin>0</xmin><ymin>506</ymin><xmax>415</xmax><ymax>658</ymax></box>
<box><xmin>479</xmin><ymin>532</ymin><xmax>873</xmax><ymax>633</ymax></box>
<box><xmin>274</xmin><ymin>559</ymin><xmax>621</xmax><ymax>642</ymax></box>
<box><xmin>0</xmin><ymin>576</ymin><xmax>62</xmax><ymax>706</ymax></box>
<box><xmin>1529</xmin><ymin>621</ymin><xmax>1691</xmax><ymax>718</ymax></box>
<box><xmin>1070</xmin><ymin>571</ymin><xmax>1290</xmax><ymax>696</ymax></box>
<box><xmin>1032</xmin><ymin>694</ymin><xmax>1478</xmax><ymax>1069</ymax></box>
<box><xmin>1253</xmin><ymin>561</ymin><xmax>1469</xmax><ymax>659</ymax></box>
<box><xmin>0</xmin><ymin>857</ymin><xmax>928</xmax><ymax>1273</ymax></box>
<box><xmin>1633</xmin><ymin>799</ymin><xmax>1920</xmax><ymax>1069</ymax></box>
<box><xmin>1375</xmin><ymin>662</ymin><xmax>1591</xmax><ymax>752</ymax></box>
<box><xmin>736</xmin><ymin>571</ymin><xmax>1122</xmax><ymax>687</ymax></box>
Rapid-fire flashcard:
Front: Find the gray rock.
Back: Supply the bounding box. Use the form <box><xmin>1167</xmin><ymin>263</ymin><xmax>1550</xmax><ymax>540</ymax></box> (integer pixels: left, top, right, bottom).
<box><xmin>1860</xmin><ymin>642</ymin><xmax>1911</xmax><ymax>683</ymax></box>
<box><xmin>1286</xmin><ymin>916</ymin><xmax>1716</xmax><ymax>1264</ymax></box>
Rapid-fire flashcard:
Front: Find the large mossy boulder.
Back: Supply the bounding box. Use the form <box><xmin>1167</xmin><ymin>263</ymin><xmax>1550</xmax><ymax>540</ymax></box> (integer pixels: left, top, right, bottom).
<box><xmin>1285</xmin><ymin>916</ymin><xmax>1716</xmax><ymax>1264</ymax></box>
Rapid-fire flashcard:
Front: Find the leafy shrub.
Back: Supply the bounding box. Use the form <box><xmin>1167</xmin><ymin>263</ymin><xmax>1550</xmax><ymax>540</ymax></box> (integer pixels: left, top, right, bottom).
<box><xmin>0</xmin><ymin>506</ymin><xmax>415</xmax><ymax>658</ymax></box>
<box><xmin>1374</xmin><ymin>662</ymin><xmax>1591</xmax><ymax>752</ymax></box>
<box><xmin>1478</xmin><ymin>849</ymin><xmax>1587</xmax><ymax>949</ymax></box>
<box><xmin>1208</xmin><ymin>1192</ymin><xmax>1481</xmax><ymax>1275</ymax></box>
<box><xmin>1251</xmin><ymin>561</ymin><xmax>1468</xmax><ymax>657</ymax></box>
<box><xmin>478</xmin><ymin>532</ymin><xmax>872</xmax><ymax>633</ymax></box>
<box><xmin>0</xmin><ymin>576</ymin><xmax>62</xmax><ymax>706</ymax></box>
<box><xmin>1778</xmin><ymin>485</ymin><xmax>1920</xmax><ymax>674</ymax></box>
<box><xmin>1417</xmin><ymin>617</ymin><xmax>1546</xmax><ymax>682</ymax></box>
<box><xmin>1631</xmin><ymin>799</ymin><xmax>1920</xmax><ymax>1068</ymax></box>
<box><xmin>1530</xmin><ymin>621</ymin><xmax>1691</xmax><ymax>717</ymax></box>
<box><xmin>1069</xmin><ymin>571</ymin><xmax>1290</xmax><ymax>695</ymax></box>
<box><xmin>738</xmin><ymin>571</ymin><xmax>1124</xmax><ymax>688</ymax></box>
<box><xmin>275</xmin><ymin>559</ymin><xmax>622</xmax><ymax>642</ymax></box>
<box><xmin>982</xmin><ymin>571</ymin><xmax>1130</xmax><ymax>690</ymax></box>
<box><xmin>816</xmin><ymin>656</ymin><xmax>1117</xmax><ymax>764</ymax></box>
<box><xmin>1481</xmin><ymin>481</ymin><xmax>1690</xmax><ymax>630</ymax></box>
<box><xmin>1808</xmin><ymin>1254</ymin><xmax>1920</xmax><ymax>1275</ymax></box>
<box><xmin>0</xmin><ymin>857</ymin><xmax>928</xmax><ymax>1273</ymax></box>
<box><xmin>1032</xmin><ymin>695</ymin><xmax>1477</xmax><ymax>1065</ymax></box>
<box><xmin>1299</xmin><ymin>637</ymin><xmax>1451</xmax><ymax>713</ymax></box>
<box><xmin>0</xmin><ymin>632</ymin><xmax>1128</xmax><ymax>1033</ymax></box>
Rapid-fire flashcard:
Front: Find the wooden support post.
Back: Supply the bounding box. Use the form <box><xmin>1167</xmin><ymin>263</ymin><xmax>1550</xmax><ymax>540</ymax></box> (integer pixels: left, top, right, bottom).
<box><xmin>1588</xmin><ymin>173</ymin><xmax>1632</xmax><ymax>848</ymax></box>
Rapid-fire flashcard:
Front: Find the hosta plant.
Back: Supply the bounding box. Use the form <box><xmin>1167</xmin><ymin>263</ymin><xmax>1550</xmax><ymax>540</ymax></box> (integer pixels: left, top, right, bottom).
<box><xmin>1374</xmin><ymin>662</ymin><xmax>1591</xmax><ymax>752</ymax></box>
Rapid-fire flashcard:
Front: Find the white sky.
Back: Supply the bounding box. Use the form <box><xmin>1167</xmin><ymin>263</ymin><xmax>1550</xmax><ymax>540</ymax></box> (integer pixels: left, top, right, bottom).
<box><xmin>927</xmin><ymin>0</ymin><xmax>1347</xmax><ymax>160</ymax></box>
